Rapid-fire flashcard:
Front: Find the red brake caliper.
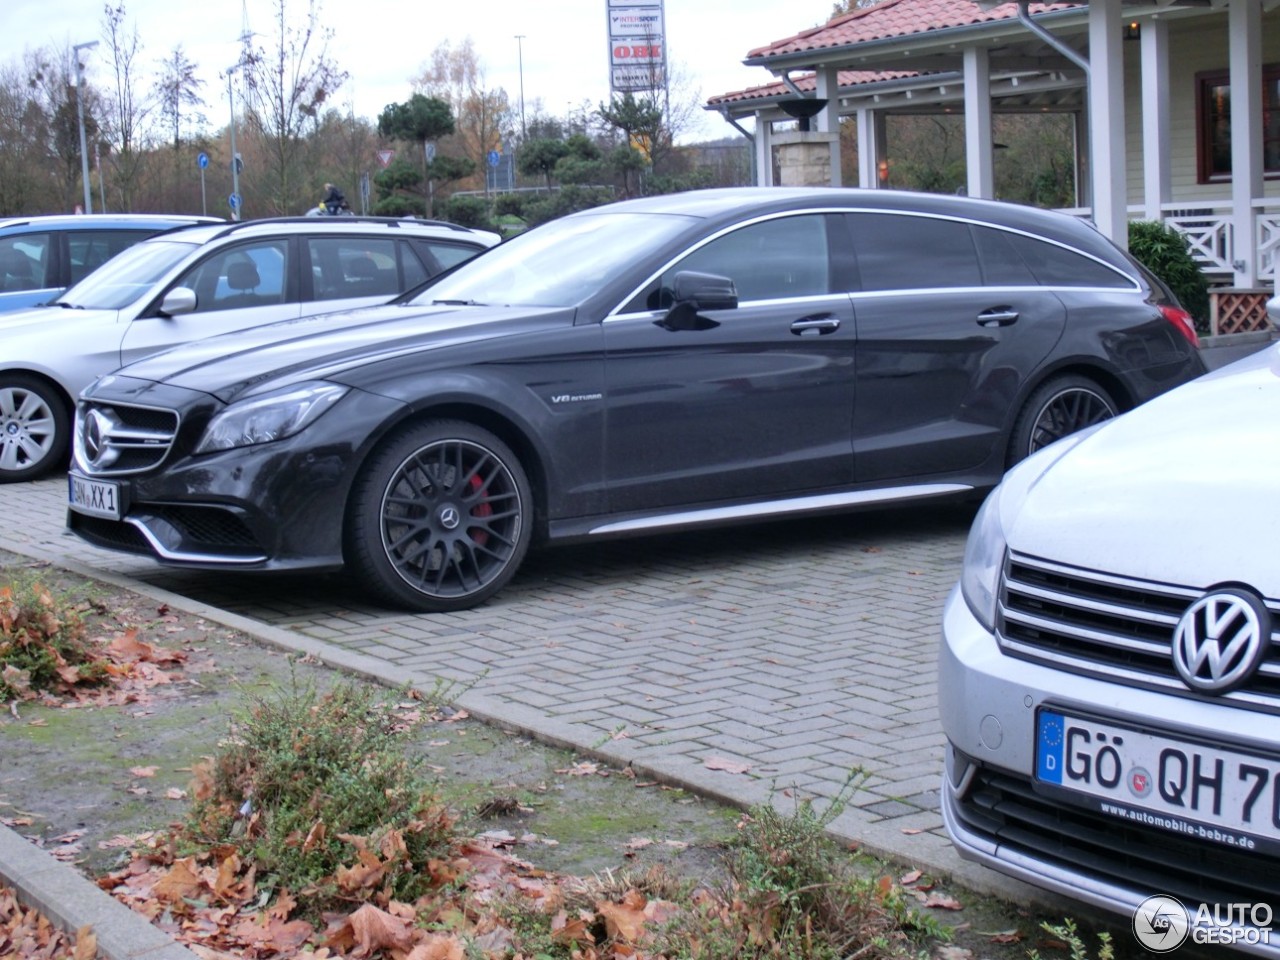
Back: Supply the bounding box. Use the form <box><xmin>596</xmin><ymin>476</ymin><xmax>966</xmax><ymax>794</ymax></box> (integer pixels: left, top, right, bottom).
<box><xmin>468</xmin><ymin>473</ymin><xmax>492</xmax><ymax>545</ymax></box>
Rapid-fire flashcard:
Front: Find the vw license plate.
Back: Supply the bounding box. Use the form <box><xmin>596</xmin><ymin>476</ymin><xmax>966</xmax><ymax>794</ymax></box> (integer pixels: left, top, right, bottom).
<box><xmin>68</xmin><ymin>473</ymin><xmax>121</xmax><ymax>520</ymax></box>
<box><xmin>1036</xmin><ymin>708</ymin><xmax>1280</xmax><ymax>855</ymax></box>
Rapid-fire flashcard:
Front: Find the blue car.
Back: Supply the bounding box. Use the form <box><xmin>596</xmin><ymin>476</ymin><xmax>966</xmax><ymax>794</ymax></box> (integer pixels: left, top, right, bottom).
<box><xmin>0</xmin><ymin>214</ymin><xmax>219</xmax><ymax>313</ymax></box>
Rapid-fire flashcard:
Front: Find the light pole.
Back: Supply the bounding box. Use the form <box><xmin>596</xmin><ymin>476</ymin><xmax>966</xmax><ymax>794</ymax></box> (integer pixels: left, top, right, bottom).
<box><xmin>514</xmin><ymin>35</ymin><xmax>526</xmax><ymax>141</ymax></box>
<box><xmin>72</xmin><ymin>40</ymin><xmax>98</xmax><ymax>214</ymax></box>
<box><xmin>225</xmin><ymin>64</ymin><xmax>242</xmax><ymax>221</ymax></box>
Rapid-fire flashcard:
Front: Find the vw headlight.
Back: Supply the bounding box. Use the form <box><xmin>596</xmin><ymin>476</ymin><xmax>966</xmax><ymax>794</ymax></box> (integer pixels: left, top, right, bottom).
<box><xmin>196</xmin><ymin>382</ymin><xmax>348</xmax><ymax>454</ymax></box>
<box><xmin>959</xmin><ymin>484</ymin><xmax>1007</xmax><ymax>633</ymax></box>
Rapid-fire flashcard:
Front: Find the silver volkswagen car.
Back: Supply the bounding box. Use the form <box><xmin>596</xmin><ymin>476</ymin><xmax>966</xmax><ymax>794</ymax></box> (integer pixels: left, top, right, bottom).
<box><xmin>941</xmin><ymin>343</ymin><xmax>1279</xmax><ymax>953</ymax></box>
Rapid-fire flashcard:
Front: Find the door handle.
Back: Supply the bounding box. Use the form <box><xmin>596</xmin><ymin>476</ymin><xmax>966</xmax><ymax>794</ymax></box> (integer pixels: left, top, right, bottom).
<box><xmin>790</xmin><ymin>314</ymin><xmax>841</xmax><ymax>336</ymax></box>
<box><xmin>977</xmin><ymin>308</ymin><xmax>1019</xmax><ymax>327</ymax></box>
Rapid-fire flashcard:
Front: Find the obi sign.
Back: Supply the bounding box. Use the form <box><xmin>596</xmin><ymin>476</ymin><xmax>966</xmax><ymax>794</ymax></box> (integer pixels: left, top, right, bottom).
<box><xmin>607</xmin><ymin>0</ymin><xmax>665</xmax><ymax>93</ymax></box>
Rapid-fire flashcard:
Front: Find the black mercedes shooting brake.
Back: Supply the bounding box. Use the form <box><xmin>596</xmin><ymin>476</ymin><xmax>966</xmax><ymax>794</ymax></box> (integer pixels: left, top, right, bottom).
<box><xmin>67</xmin><ymin>187</ymin><xmax>1206</xmax><ymax>612</ymax></box>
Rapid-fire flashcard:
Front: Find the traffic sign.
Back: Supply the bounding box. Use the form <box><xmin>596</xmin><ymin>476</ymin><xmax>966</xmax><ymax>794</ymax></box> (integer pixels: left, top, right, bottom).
<box><xmin>228</xmin><ymin>192</ymin><xmax>241</xmax><ymax>211</ymax></box>
<box><xmin>487</xmin><ymin>150</ymin><xmax>501</xmax><ymax>168</ymax></box>
<box><xmin>197</xmin><ymin>152</ymin><xmax>209</xmax><ymax>169</ymax></box>
<box><xmin>377</xmin><ymin>149</ymin><xmax>395</xmax><ymax>168</ymax></box>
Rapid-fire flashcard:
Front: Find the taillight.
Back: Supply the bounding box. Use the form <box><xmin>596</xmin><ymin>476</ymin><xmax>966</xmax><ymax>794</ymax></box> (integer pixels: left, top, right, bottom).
<box><xmin>1159</xmin><ymin>304</ymin><xmax>1200</xmax><ymax>349</ymax></box>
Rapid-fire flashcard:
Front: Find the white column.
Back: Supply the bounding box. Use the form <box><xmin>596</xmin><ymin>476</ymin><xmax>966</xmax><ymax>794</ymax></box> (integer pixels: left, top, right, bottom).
<box><xmin>1088</xmin><ymin>0</ymin><xmax>1128</xmax><ymax>245</ymax></box>
<box><xmin>1229</xmin><ymin>0</ymin><xmax>1262</xmax><ymax>287</ymax></box>
<box><xmin>856</xmin><ymin>107</ymin><xmax>879</xmax><ymax>189</ymax></box>
<box><xmin>815</xmin><ymin>67</ymin><xmax>842</xmax><ymax>186</ymax></box>
<box><xmin>964</xmin><ymin>45</ymin><xmax>994</xmax><ymax>199</ymax></box>
<box><xmin>754</xmin><ymin>112</ymin><xmax>774</xmax><ymax>187</ymax></box>
<box><xmin>1140</xmin><ymin>18</ymin><xmax>1171</xmax><ymax>222</ymax></box>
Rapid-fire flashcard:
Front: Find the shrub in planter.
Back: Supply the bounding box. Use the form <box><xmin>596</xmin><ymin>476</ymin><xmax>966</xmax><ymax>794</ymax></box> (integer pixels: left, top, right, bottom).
<box><xmin>1128</xmin><ymin>219</ymin><xmax>1210</xmax><ymax>333</ymax></box>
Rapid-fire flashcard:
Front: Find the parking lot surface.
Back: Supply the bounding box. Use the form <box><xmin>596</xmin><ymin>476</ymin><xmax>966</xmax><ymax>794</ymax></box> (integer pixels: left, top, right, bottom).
<box><xmin>0</xmin><ymin>472</ymin><xmax>1032</xmax><ymax>892</ymax></box>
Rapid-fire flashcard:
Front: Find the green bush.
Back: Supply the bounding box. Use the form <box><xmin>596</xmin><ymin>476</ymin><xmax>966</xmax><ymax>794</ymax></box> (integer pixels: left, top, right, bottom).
<box><xmin>492</xmin><ymin>192</ymin><xmax>526</xmax><ymax>219</ymax></box>
<box><xmin>0</xmin><ymin>574</ymin><xmax>104</xmax><ymax>700</ymax></box>
<box><xmin>185</xmin><ymin>678</ymin><xmax>453</xmax><ymax>917</ymax></box>
<box><xmin>372</xmin><ymin>195</ymin><xmax>426</xmax><ymax>217</ymax></box>
<box><xmin>1128</xmin><ymin>219</ymin><xmax>1210</xmax><ymax>332</ymax></box>
<box><xmin>440</xmin><ymin>194</ymin><xmax>495</xmax><ymax>231</ymax></box>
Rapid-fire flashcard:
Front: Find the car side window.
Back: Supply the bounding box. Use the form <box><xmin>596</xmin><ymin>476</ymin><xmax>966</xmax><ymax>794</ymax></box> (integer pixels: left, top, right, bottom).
<box><xmin>67</xmin><ymin>230</ymin><xmax>154</xmax><ymax>284</ymax></box>
<box><xmin>0</xmin><ymin>235</ymin><xmax>50</xmax><ymax>291</ymax></box>
<box><xmin>1014</xmin><ymin>235</ymin><xmax>1134</xmax><ymax>288</ymax></box>
<box><xmin>420</xmin><ymin>240</ymin><xmax>482</xmax><ymax>273</ymax></box>
<box><xmin>307</xmin><ymin>237</ymin><xmax>400</xmax><ymax>301</ymax></box>
<box><xmin>847</xmin><ymin>213</ymin><xmax>981</xmax><ymax>291</ymax></box>
<box><xmin>971</xmin><ymin>225</ymin><xmax>1039</xmax><ymax>286</ymax></box>
<box><xmin>180</xmin><ymin>240</ymin><xmax>289</xmax><ymax>313</ymax></box>
<box><xmin>624</xmin><ymin>214</ymin><xmax>832</xmax><ymax>312</ymax></box>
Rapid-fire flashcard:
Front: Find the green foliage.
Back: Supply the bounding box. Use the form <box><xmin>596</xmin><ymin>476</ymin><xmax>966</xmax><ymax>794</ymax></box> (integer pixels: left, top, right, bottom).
<box><xmin>1028</xmin><ymin>919</ymin><xmax>1115</xmax><ymax>960</ymax></box>
<box><xmin>492</xmin><ymin>192</ymin><xmax>526</xmax><ymax>219</ymax></box>
<box><xmin>651</xmin><ymin>770</ymin><xmax>946</xmax><ymax>959</ymax></box>
<box><xmin>184</xmin><ymin>678</ymin><xmax>454</xmax><ymax>917</ymax></box>
<box><xmin>428</xmin><ymin>153</ymin><xmax>477</xmax><ymax>186</ymax></box>
<box><xmin>1128</xmin><ymin>219</ymin><xmax>1211</xmax><ymax>330</ymax></box>
<box><xmin>377</xmin><ymin>93</ymin><xmax>455</xmax><ymax>145</ymax></box>
<box><xmin>521</xmin><ymin>185</ymin><xmax>615</xmax><ymax>226</ymax></box>
<box><xmin>555</xmin><ymin>155</ymin><xmax>610</xmax><ymax>186</ymax></box>
<box><xmin>518</xmin><ymin>137</ymin><xmax>570</xmax><ymax>185</ymax></box>
<box><xmin>372</xmin><ymin>195</ymin><xmax>426</xmax><ymax>217</ymax></box>
<box><xmin>440</xmin><ymin>193</ymin><xmax>496</xmax><ymax>231</ymax></box>
<box><xmin>0</xmin><ymin>574</ymin><xmax>102</xmax><ymax>701</ymax></box>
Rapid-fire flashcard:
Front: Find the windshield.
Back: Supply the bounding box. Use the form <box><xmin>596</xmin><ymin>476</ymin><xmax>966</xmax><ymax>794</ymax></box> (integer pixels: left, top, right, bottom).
<box><xmin>413</xmin><ymin>211</ymin><xmax>694</xmax><ymax>308</ymax></box>
<box><xmin>57</xmin><ymin>238</ymin><xmax>198</xmax><ymax>310</ymax></box>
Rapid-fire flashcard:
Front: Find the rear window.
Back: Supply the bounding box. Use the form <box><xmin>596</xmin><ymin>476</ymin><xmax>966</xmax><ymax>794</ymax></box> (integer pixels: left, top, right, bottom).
<box><xmin>847</xmin><ymin>213</ymin><xmax>981</xmax><ymax>291</ymax></box>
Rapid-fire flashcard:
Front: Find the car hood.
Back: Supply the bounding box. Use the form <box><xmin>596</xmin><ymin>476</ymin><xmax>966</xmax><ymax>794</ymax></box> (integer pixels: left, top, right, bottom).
<box><xmin>112</xmin><ymin>301</ymin><xmax>576</xmax><ymax>401</ymax></box>
<box><xmin>1004</xmin><ymin>344</ymin><xmax>1280</xmax><ymax>594</ymax></box>
<box><xmin>0</xmin><ymin>302</ymin><xmax>116</xmax><ymax>331</ymax></box>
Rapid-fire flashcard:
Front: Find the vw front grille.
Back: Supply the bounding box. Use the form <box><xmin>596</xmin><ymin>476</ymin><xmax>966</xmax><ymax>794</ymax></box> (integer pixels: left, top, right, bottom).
<box><xmin>998</xmin><ymin>552</ymin><xmax>1280</xmax><ymax>711</ymax></box>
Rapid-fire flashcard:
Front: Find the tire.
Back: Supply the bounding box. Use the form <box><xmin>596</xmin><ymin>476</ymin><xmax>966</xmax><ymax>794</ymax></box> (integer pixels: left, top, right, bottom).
<box><xmin>1007</xmin><ymin>374</ymin><xmax>1118</xmax><ymax>467</ymax></box>
<box><xmin>345</xmin><ymin>419</ymin><xmax>533</xmax><ymax>612</ymax></box>
<box><xmin>0</xmin><ymin>374</ymin><xmax>70</xmax><ymax>483</ymax></box>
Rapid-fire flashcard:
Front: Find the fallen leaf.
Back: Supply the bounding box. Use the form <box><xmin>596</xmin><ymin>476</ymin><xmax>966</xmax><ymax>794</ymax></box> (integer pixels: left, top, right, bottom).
<box><xmin>405</xmin><ymin>933</ymin><xmax>467</xmax><ymax>960</ymax></box>
<box><xmin>129</xmin><ymin>765</ymin><xmax>158</xmax><ymax>778</ymax></box>
<box><xmin>347</xmin><ymin>902</ymin><xmax>415</xmax><ymax>955</ymax></box>
<box><xmin>900</xmin><ymin>868</ymin><xmax>922</xmax><ymax>885</ymax></box>
<box><xmin>72</xmin><ymin>926</ymin><xmax>97</xmax><ymax>960</ymax></box>
<box><xmin>153</xmin><ymin>857</ymin><xmax>202</xmax><ymax>902</ymax></box>
<box><xmin>704</xmin><ymin>756</ymin><xmax>751</xmax><ymax>774</ymax></box>
<box><xmin>166</xmin><ymin>788</ymin><xmax>187</xmax><ymax>800</ymax></box>
<box><xmin>934</xmin><ymin>945</ymin><xmax>973</xmax><ymax>960</ymax></box>
<box><xmin>924</xmin><ymin>892</ymin><xmax>965</xmax><ymax>910</ymax></box>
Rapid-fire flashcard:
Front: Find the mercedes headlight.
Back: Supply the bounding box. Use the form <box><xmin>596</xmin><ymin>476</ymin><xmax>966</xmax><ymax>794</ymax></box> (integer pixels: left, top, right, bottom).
<box><xmin>196</xmin><ymin>381</ymin><xmax>348</xmax><ymax>454</ymax></box>
<box><xmin>959</xmin><ymin>484</ymin><xmax>1007</xmax><ymax>633</ymax></box>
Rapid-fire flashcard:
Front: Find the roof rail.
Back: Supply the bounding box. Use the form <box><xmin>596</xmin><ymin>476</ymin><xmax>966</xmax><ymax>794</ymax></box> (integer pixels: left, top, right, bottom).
<box><xmin>205</xmin><ymin>215</ymin><xmax>473</xmax><ymax>240</ymax></box>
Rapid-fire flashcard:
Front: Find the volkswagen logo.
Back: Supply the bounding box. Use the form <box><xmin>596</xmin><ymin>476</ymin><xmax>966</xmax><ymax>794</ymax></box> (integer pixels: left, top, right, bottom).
<box><xmin>1172</xmin><ymin>589</ymin><xmax>1271</xmax><ymax>693</ymax></box>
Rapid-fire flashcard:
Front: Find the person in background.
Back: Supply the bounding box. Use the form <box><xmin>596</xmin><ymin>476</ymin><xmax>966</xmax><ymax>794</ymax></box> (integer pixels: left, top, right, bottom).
<box><xmin>322</xmin><ymin>182</ymin><xmax>349</xmax><ymax>215</ymax></box>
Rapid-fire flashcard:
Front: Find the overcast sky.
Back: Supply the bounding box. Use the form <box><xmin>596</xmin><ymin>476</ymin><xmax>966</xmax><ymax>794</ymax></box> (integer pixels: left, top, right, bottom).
<box><xmin>3</xmin><ymin>0</ymin><xmax>821</xmax><ymax>143</ymax></box>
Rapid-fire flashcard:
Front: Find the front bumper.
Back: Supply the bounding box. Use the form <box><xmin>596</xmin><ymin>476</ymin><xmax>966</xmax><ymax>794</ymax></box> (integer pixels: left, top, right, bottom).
<box><xmin>939</xmin><ymin>584</ymin><xmax>1279</xmax><ymax>954</ymax></box>
<box><xmin>67</xmin><ymin>387</ymin><xmax>404</xmax><ymax>573</ymax></box>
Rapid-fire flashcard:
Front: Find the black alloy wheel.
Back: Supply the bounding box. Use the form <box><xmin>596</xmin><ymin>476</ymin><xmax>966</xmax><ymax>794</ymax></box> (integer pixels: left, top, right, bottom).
<box><xmin>1009</xmin><ymin>374</ymin><xmax>1118</xmax><ymax>465</ymax></box>
<box><xmin>346</xmin><ymin>420</ymin><xmax>532</xmax><ymax>612</ymax></box>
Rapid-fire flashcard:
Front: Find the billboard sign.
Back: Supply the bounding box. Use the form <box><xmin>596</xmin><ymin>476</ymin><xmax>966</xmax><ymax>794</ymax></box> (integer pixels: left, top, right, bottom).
<box><xmin>607</xmin><ymin>0</ymin><xmax>665</xmax><ymax>94</ymax></box>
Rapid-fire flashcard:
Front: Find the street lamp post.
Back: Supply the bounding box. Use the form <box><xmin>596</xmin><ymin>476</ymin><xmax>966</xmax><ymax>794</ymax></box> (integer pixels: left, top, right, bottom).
<box><xmin>225</xmin><ymin>65</ymin><xmax>242</xmax><ymax>221</ymax></box>
<box><xmin>514</xmin><ymin>35</ymin><xmax>527</xmax><ymax>141</ymax></box>
<box><xmin>73</xmin><ymin>40</ymin><xmax>99</xmax><ymax>215</ymax></box>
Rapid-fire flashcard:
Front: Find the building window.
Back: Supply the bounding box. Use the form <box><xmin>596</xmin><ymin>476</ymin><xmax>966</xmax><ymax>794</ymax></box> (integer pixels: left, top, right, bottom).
<box><xmin>1196</xmin><ymin>65</ymin><xmax>1280</xmax><ymax>183</ymax></box>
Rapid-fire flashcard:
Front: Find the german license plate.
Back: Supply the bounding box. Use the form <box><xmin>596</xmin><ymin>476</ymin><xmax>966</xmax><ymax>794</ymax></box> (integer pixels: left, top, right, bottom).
<box><xmin>1036</xmin><ymin>708</ymin><xmax>1280</xmax><ymax>855</ymax></box>
<box><xmin>68</xmin><ymin>473</ymin><xmax>121</xmax><ymax>520</ymax></box>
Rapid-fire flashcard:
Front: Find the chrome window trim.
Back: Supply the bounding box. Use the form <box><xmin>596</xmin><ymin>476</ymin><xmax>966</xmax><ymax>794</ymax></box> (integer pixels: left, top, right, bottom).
<box><xmin>606</xmin><ymin>206</ymin><xmax>1140</xmax><ymax>321</ymax></box>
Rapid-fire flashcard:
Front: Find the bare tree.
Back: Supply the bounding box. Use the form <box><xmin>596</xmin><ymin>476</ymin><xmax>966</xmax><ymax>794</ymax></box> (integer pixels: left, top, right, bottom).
<box><xmin>412</xmin><ymin>39</ymin><xmax>516</xmax><ymax>187</ymax></box>
<box><xmin>100</xmin><ymin>2</ymin><xmax>156</xmax><ymax>210</ymax></box>
<box><xmin>157</xmin><ymin>45</ymin><xmax>206</xmax><ymax>150</ymax></box>
<box><xmin>22</xmin><ymin>47</ymin><xmax>88</xmax><ymax>212</ymax></box>
<box><xmin>238</xmin><ymin>0</ymin><xmax>348</xmax><ymax>215</ymax></box>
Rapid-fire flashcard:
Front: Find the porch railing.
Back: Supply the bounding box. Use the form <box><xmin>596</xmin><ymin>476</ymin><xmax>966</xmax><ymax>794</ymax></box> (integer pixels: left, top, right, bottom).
<box><xmin>1061</xmin><ymin>201</ymin><xmax>1280</xmax><ymax>286</ymax></box>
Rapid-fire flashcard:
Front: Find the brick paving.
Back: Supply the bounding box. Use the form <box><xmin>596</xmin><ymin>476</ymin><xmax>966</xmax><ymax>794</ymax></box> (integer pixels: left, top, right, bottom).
<box><xmin>2</xmin><ymin>475</ymin><xmax>1034</xmax><ymax>895</ymax></box>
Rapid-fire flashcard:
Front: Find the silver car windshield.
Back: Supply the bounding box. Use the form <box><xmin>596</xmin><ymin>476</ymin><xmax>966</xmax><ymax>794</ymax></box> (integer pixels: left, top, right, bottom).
<box><xmin>56</xmin><ymin>239</ymin><xmax>198</xmax><ymax>310</ymax></box>
<box><xmin>414</xmin><ymin>212</ymin><xmax>694</xmax><ymax>308</ymax></box>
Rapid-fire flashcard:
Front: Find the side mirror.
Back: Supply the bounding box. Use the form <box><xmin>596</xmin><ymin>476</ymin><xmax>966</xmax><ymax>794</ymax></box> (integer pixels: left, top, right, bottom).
<box><xmin>158</xmin><ymin>287</ymin><xmax>197</xmax><ymax>317</ymax></box>
<box><xmin>656</xmin><ymin>271</ymin><xmax>736</xmax><ymax>332</ymax></box>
